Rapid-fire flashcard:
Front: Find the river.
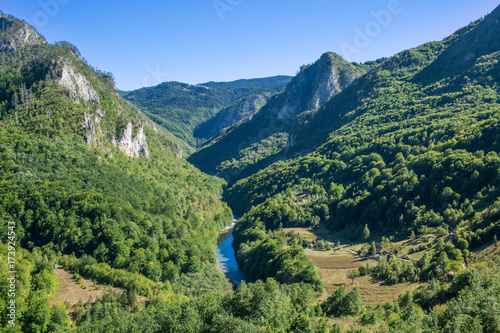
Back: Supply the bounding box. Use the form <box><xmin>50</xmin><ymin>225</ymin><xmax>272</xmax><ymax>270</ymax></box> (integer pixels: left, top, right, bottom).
<box><xmin>216</xmin><ymin>218</ymin><xmax>247</xmax><ymax>285</ymax></box>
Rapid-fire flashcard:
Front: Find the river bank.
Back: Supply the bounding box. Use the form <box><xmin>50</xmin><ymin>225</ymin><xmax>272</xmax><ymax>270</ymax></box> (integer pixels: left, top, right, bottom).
<box><xmin>218</xmin><ymin>218</ymin><xmax>237</xmax><ymax>234</ymax></box>
<box><xmin>216</xmin><ymin>216</ymin><xmax>246</xmax><ymax>285</ymax></box>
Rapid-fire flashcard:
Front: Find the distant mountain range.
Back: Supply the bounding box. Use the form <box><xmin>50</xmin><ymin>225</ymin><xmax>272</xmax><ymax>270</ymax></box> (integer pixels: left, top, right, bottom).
<box><xmin>121</xmin><ymin>76</ymin><xmax>292</xmax><ymax>150</ymax></box>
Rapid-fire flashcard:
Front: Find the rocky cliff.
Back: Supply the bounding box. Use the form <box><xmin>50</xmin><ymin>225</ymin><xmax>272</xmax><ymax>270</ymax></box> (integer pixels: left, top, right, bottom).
<box><xmin>0</xmin><ymin>13</ymin><xmax>154</xmax><ymax>159</ymax></box>
<box><xmin>0</xmin><ymin>13</ymin><xmax>45</xmax><ymax>52</ymax></box>
<box><xmin>270</xmin><ymin>53</ymin><xmax>365</xmax><ymax>120</ymax></box>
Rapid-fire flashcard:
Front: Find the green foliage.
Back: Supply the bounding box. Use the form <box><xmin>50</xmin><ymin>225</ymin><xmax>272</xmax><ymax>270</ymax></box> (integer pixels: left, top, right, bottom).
<box><xmin>361</xmin><ymin>224</ymin><xmax>370</xmax><ymax>241</ymax></box>
<box><xmin>0</xmin><ymin>243</ymin><xmax>59</xmax><ymax>331</ymax></box>
<box><xmin>224</xmin><ymin>9</ymin><xmax>500</xmax><ymax>248</ymax></box>
<box><xmin>374</xmin><ymin>255</ymin><xmax>420</xmax><ymax>285</ymax></box>
<box><xmin>123</xmin><ymin>77</ymin><xmax>291</xmax><ymax>147</ymax></box>
<box><xmin>71</xmin><ymin>278</ymin><xmax>327</xmax><ymax>332</ymax></box>
<box><xmin>322</xmin><ymin>285</ymin><xmax>364</xmax><ymax>317</ymax></box>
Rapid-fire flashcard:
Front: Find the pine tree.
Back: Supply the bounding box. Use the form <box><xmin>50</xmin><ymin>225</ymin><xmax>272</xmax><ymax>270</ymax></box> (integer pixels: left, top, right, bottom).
<box><xmin>362</xmin><ymin>224</ymin><xmax>370</xmax><ymax>241</ymax></box>
<box><xmin>13</xmin><ymin>91</ymin><xmax>18</xmax><ymax>125</ymax></box>
<box><xmin>342</xmin><ymin>287</ymin><xmax>364</xmax><ymax>316</ymax></box>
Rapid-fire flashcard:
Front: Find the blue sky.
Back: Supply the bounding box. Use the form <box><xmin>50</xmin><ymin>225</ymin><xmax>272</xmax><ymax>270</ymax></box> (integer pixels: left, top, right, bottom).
<box><xmin>2</xmin><ymin>1</ymin><xmax>499</xmax><ymax>91</ymax></box>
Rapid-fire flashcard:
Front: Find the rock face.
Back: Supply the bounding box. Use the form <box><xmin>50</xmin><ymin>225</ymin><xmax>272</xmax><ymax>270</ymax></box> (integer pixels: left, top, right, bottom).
<box><xmin>114</xmin><ymin>123</ymin><xmax>150</xmax><ymax>158</ymax></box>
<box><xmin>82</xmin><ymin>112</ymin><xmax>101</xmax><ymax>147</ymax></box>
<box><xmin>271</xmin><ymin>53</ymin><xmax>363</xmax><ymax>120</ymax></box>
<box><xmin>59</xmin><ymin>61</ymin><xmax>100</xmax><ymax>104</ymax></box>
<box><xmin>0</xmin><ymin>14</ymin><xmax>45</xmax><ymax>51</ymax></box>
<box><xmin>177</xmin><ymin>145</ymin><xmax>183</xmax><ymax>159</ymax></box>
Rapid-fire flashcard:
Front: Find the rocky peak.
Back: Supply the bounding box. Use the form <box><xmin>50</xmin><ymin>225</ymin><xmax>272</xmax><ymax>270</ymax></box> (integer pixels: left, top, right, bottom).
<box><xmin>0</xmin><ymin>13</ymin><xmax>45</xmax><ymax>52</ymax></box>
<box><xmin>271</xmin><ymin>52</ymin><xmax>365</xmax><ymax>120</ymax></box>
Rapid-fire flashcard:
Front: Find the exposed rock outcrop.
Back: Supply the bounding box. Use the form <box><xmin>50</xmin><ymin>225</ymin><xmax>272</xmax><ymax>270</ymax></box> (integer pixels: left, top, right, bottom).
<box><xmin>114</xmin><ymin>123</ymin><xmax>150</xmax><ymax>158</ymax></box>
<box><xmin>272</xmin><ymin>53</ymin><xmax>362</xmax><ymax>120</ymax></box>
<box><xmin>82</xmin><ymin>109</ymin><xmax>107</xmax><ymax>149</ymax></box>
<box><xmin>59</xmin><ymin>61</ymin><xmax>100</xmax><ymax>104</ymax></box>
<box><xmin>0</xmin><ymin>14</ymin><xmax>45</xmax><ymax>51</ymax></box>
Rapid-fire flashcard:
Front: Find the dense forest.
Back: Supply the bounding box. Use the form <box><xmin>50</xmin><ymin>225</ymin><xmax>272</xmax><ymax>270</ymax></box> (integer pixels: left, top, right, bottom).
<box><xmin>1</xmin><ymin>5</ymin><xmax>500</xmax><ymax>333</ymax></box>
<box><xmin>227</xmin><ymin>7</ymin><xmax>500</xmax><ymax>243</ymax></box>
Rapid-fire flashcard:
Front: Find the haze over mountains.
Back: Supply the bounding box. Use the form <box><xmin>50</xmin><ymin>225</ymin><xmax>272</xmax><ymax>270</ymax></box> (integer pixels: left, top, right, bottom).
<box><xmin>1</xmin><ymin>4</ymin><xmax>500</xmax><ymax>332</ymax></box>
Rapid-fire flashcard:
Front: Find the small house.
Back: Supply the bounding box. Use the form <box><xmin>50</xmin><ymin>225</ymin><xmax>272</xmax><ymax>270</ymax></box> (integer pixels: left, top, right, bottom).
<box><xmin>295</xmin><ymin>193</ymin><xmax>310</xmax><ymax>204</ymax></box>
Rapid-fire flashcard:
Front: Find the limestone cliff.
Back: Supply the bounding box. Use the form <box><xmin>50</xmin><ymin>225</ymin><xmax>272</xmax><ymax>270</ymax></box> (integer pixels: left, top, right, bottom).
<box><xmin>271</xmin><ymin>53</ymin><xmax>364</xmax><ymax>120</ymax></box>
<box><xmin>0</xmin><ymin>13</ymin><xmax>45</xmax><ymax>52</ymax></box>
<box><xmin>59</xmin><ymin>61</ymin><xmax>100</xmax><ymax>104</ymax></box>
<box><xmin>114</xmin><ymin>123</ymin><xmax>150</xmax><ymax>158</ymax></box>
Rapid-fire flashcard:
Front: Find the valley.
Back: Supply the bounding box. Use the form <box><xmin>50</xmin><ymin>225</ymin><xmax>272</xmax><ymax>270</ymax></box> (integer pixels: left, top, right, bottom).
<box><xmin>1</xmin><ymin>4</ymin><xmax>500</xmax><ymax>333</ymax></box>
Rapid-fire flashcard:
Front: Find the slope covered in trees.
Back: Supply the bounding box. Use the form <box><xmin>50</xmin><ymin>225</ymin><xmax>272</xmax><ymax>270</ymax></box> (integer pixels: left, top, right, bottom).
<box><xmin>122</xmin><ymin>76</ymin><xmax>291</xmax><ymax>148</ymax></box>
<box><xmin>227</xmin><ymin>6</ymin><xmax>500</xmax><ymax>249</ymax></box>
<box><xmin>188</xmin><ymin>53</ymin><xmax>376</xmax><ymax>184</ymax></box>
<box><xmin>0</xmin><ymin>13</ymin><xmax>236</xmax><ymax>331</ymax></box>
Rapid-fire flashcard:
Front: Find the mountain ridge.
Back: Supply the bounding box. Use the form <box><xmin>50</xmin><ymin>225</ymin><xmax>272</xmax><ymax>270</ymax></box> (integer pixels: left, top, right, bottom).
<box><xmin>122</xmin><ymin>76</ymin><xmax>292</xmax><ymax>149</ymax></box>
<box><xmin>0</xmin><ymin>15</ymin><xmax>233</xmax><ymax>331</ymax></box>
<box><xmin>188</xmin><ymin>52</ymin><xmax>371</xmax><ymax>183</ymax></box>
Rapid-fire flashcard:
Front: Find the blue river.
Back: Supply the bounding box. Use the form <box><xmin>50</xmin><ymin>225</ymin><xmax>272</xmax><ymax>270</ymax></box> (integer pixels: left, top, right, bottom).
<box><xmin>216</xmin><ymin>223</ymin><xmax>247</xmax><ymax>286</ymax></box>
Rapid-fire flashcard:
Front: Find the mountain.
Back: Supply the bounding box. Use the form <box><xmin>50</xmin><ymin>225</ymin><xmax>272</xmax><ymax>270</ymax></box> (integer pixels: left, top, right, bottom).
<box><xmin>0</xmin><ymin>13</ymin><xmax>235</xmax><ymax>330</ymax></box>
<box><xmin>286</xmin><ymin>6</ymin><xmax>500</xmax><ymax>156</ymax></box>
<box><xmin>223</xmin><ymin>9</ymin><xmax>500</xmax><ymax>323</ymax></box>
<box><xmin>193</xmin><ymin>92</ymin><xmax>269</xmax><ymax>139</ymax></box>
<box><xmin>188</xmin><ymin>53</ymin><xmax>374</xmax><ymax>183</ymax></box>
<box><xmin>226</xmin><ymin>5</ymin><xmax>500</xmax><ymax>241</ymax></box>
<box><xmin>200</xmin><ymin>75</ymin><xmax>293</xmax><ymax>90</ymax></box>
<box><xmin>121</xmin><ymin>76</ymin><xmax>292</xmax><ymax>148</ymax></box>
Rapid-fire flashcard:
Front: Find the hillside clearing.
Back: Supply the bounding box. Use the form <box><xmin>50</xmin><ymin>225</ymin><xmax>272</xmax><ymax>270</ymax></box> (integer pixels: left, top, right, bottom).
<box><xmin>50</xmin><ymin>268</ymin><xmax>146</xmax><ymax>306</ymax></box>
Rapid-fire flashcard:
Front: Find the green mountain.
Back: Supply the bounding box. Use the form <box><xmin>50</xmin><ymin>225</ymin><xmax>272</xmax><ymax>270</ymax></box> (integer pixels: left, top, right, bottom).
<box><xmin>193</xmin><ymin>92</ymin><xmax>269</xmax><ymax>140</ymax></box>
<box><xmin>121</xmin><ymin>76</ymin><xmax>291</xmax><ymax>149</ymax></box>
<box><xmin>0</xmin><ymin>13</ymin><xmax>236</xmax><ymax>330</ymax></box>
<box><xmin>188</xmin><ymin>53</ymin><xmax>375</xmax><ymax>184</ymax></box>
<box><xmin>200</xmin><ymin>75</ymin><xmax>293</xmax><ymax>90</ymax></box>
<box><xmin>222</xmin><ymin>10</ymin><xmax>500</xmax><ymax>331</ymax></box>
<box><xmin>227</xmin><ymin>5</ymin><xmax>500</xmax><ymax>241</ymax></box>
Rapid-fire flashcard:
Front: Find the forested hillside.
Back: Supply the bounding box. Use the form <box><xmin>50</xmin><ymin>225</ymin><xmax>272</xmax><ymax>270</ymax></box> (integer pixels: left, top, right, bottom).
<box><xmin>0</xmin><ymin>13</ymin><xmax>236</xmax><ymax>331</ymax></box>
<box><xmin>188</xmin><ymin>53</ymin><xmax>377</xmax><ymax>184</ymax></box>
<box><xmin>226</xmin><ymin>4</ymin><xmax>500</xmax><ymax>277</ymax></box>
<box><xmin>122</xmin><ymin>76</ymin><xmax>291</xmax><ymax>148</ymax></box>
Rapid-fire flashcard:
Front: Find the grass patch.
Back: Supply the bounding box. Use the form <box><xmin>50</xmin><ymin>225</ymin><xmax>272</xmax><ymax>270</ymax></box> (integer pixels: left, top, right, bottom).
<box><xmin>50</xmin><ymin>268</ymin><xmax>147</xmax><ymax>306</ymax></box>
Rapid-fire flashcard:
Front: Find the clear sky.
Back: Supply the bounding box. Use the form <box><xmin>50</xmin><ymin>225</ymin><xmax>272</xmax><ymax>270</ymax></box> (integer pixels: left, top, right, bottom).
<box><xmin>2</xmin><ymin>0</ymin><xmax>499</xmax><ymax>91</ymax></box>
